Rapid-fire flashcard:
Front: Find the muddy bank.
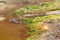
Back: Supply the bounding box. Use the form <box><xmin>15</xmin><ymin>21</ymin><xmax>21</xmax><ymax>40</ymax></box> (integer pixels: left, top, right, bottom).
<box><xmin>0</xmin><ymin>3</ymin><xmax>31</xmax><ymax>40</ymax></box>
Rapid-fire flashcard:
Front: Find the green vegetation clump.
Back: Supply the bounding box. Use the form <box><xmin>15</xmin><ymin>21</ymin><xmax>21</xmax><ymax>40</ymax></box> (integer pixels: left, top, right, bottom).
<box><xmin>15</xmin><ymin>0</ymin><xmax>60</xmax><ymax>14</ymax></box>
<box><xmin>15</xmin><ymin>8</ymin><xmax>28</xmax><ymax>14</ymax></box>
<box><xmin>24</xmin><ymin>14</ymin><xmax>60</xmax><ymax>40</ymax></box>
<box><xmin>24</xmin><ymin>14</ymin><xmax>60</xmax><ymax>23</ymax></box>
<box><xmin>14</xmin><ymin>0</ymin><xmax>60</xmax><ymax>40</ymax></box>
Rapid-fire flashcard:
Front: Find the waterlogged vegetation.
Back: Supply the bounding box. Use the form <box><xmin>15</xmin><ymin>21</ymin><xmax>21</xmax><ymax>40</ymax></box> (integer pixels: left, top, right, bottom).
<box><xmin>24</xmin><ymin>14</ymin><xmax>60</xmax><ymax>23</ymax></box>
<box><xmin>14</xmin><ymin>0</ymin><xmax>60</xmax><ymax>40</ymax></box>
<box><xmin>23</xmin><ymin>14</ymin><xmax>60</xmax><ymax>40</ymax></box>
<box><xmin>15</xmin><ymin>0</ymin><xmax>60</xmax><ymax>14</ymax></box>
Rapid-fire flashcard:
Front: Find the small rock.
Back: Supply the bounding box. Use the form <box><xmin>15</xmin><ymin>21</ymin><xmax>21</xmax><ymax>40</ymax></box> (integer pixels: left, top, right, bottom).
<box><xmin>9</xmin><ymin>18</ymin><xmax>23</xmax><ymax>23</ymax></box>
<box><xmin>46</xmin><ymin>10</ymin><xmax>60</xmax><ymax>15</ymax></box>
<box><xmin>0</xmin><ymin>17</ymin><xmax>5</xmax><ymax>21</ymax></box>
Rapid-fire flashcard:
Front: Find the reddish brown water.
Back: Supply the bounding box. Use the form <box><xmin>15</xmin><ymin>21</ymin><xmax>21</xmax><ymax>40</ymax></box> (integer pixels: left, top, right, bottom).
<box><xmin>0</xmin><ymin>5</ymin><xmax>30</xmax><ymax>40</ymax></box>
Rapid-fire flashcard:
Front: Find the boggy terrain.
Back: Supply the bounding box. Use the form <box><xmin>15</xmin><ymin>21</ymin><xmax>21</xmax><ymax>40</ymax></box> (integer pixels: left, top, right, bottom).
<box><xmin>0</xmin><ymin>0</ymin><xmax>59</xmax><ymax>40</ymax></box>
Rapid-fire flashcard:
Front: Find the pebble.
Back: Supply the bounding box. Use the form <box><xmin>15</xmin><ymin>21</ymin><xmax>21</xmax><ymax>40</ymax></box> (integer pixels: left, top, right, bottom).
<box><xmin>0</xmin><ymin>17</ymin><xmax>5</xmax><ymax>21</ymax></box>
<box><xmin>46</xmin><ymin>10</ymin><xmax>60</xmax><ymax>15</ymax></box>
<box><xmin>9</xmin><ymin>18</ymin><xmax>23</xmax><ymax>23</ymax></box>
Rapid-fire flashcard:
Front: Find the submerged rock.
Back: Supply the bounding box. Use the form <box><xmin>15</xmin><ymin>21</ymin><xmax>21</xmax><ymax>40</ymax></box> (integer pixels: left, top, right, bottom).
<box><xmin>9</xmin><ymin>17</ymin><xmax>23</xmax><ymax>23</ymax></box>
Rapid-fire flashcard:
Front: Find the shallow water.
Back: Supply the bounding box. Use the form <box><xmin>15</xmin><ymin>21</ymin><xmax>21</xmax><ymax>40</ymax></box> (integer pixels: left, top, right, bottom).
<box><xmin>0</xmin><ymin>4</ymin><xmax>30</xmax><ymax>40</ymax></box>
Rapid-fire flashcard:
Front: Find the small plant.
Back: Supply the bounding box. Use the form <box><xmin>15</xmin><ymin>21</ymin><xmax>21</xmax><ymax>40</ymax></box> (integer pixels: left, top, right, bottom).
<box><xmin>15</xmin><ymin>0</ymin><xmax>60</xmax><ymax>15</ymax></box>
